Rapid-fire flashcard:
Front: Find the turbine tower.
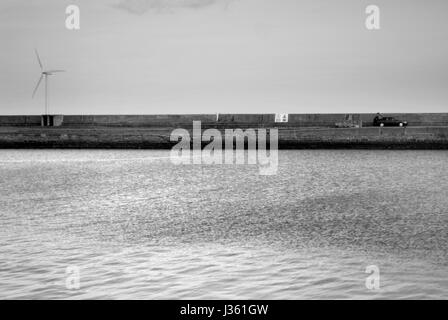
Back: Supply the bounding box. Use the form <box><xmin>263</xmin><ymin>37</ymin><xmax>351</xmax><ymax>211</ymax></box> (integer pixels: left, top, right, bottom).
<box><xmin>32</xmin><ymin>49</ymin><xmax>65</xmax><ymax>115</ymax></box>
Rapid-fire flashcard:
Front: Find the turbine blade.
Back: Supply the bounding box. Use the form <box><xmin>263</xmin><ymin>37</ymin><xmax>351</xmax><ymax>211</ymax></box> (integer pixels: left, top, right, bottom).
<box><xmin>32</xmin><ymin>74</ymin><xmax>44</xmax><ymax>98</ymax></box>
<box><xmin>35</xmin><ymin>49</ymin><xmax>43</xmax><ymax>70</ymax></box>
<box><xmin>45</xmin><ymin>70</ymin><xmax>66</xmax><ymax>73</ymax></box>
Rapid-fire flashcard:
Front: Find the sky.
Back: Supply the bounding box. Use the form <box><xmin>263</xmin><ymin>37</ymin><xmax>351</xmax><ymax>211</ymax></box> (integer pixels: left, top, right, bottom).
<box><xmin>0</xmin><ymin>0</ymin><xmax>447</xmax><ymax>115</ymax></box>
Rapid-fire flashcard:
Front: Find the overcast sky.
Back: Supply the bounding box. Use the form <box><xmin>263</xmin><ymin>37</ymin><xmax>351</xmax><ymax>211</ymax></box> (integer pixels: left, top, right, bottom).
<box><xmin>0</xmin><ymin>0</ymin><xmax>447</xmax><ymax>115</ymax></box>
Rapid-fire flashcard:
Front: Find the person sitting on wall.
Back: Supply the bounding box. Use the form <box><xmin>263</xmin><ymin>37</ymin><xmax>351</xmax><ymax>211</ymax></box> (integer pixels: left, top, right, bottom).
<box><xmin>374</xmin><ymin>112</ymin><xmax>383</xmax><ymax>122</ymax></box>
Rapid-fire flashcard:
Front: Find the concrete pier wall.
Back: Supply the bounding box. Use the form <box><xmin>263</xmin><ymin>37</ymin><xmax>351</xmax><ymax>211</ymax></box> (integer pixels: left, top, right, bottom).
<box><xmin>0</xmin><ymin>116</ymin><xmax>42</xmax><ymax>126</ymax></box>
<box><xmin>1</xmin><ymin>113</ymin><xmax>448</xmax><ymax>127</ymax></box>
<box><xmin>1</xmin><ymin>113</ymin><xmax>448</xmax><ymax>148</ymax></box>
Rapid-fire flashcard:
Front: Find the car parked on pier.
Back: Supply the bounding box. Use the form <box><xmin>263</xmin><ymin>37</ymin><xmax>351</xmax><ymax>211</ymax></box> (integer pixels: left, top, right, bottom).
<box><xmin>373</xmin><ymin>116</ymin><xmax>408</xmax><ymax>127</ymax></box>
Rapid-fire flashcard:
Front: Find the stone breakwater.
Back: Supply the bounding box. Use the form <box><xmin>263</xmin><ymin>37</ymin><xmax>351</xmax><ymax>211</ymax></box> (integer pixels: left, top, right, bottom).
<box><xmin>2</xmin><ymin>113</ymin><xmax>448</xmax><ymax>127</ymax></box>
<box><xmin>0</xmin><ymin>125</ymin><xmax>447</xmax><ymax>149</ymax></box>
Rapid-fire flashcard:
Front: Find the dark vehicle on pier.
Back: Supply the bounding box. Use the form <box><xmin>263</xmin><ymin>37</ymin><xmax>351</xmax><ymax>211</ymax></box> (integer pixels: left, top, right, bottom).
<box><xmin>373</xmin><ymin>115</ymin><xmax>408</xmax><ymax>127</ymax></box>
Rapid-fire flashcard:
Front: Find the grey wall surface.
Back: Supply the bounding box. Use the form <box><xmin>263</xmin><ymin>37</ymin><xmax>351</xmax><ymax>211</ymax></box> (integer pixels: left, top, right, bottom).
<box><xmin>1</xmin><ymin>114</ymin><xmax>448</xmax><ymax>127</ymax></box>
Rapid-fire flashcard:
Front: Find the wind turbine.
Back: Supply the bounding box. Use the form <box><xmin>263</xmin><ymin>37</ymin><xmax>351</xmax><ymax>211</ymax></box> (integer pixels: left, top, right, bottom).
<box><xmin>32</xmin><ymin>49</ymin><xmax>66</xmax><ymax>115</ymax></box>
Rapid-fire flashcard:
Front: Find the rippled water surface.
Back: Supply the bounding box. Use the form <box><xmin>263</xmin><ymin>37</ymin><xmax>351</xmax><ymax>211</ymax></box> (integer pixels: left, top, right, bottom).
<box><xmin>0</xmin><ymin>150</ymin><xmax>447</xmax><ymax>299</ymax></box>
